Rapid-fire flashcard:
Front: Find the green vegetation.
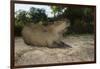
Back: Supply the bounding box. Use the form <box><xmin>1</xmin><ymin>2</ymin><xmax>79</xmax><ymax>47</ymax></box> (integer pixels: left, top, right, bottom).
<box><xmin>15</xmin><ymin>10</ymin><xmax>29</xmax><ymax>36</ymax></box>
<box><xmin>15</xmin><ymin>6</ymin><xmax>95</xmax><ymax>36</ymax></box>
<box><xmin>29</xmin><ymin>7</ymin><xmax>48</xmax><ymax>24</ymax></box>
<box><xmin>63</xmin><ymin>7</ymin><xmax>94</xmax><ymax>34</ymax></box>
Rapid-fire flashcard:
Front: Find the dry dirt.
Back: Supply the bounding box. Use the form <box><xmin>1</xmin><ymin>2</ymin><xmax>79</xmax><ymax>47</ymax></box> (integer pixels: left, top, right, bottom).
<box><xmin>15</xmin><ymin>34</ymin><xmax>95</xmax><ymax>66</ymax></box>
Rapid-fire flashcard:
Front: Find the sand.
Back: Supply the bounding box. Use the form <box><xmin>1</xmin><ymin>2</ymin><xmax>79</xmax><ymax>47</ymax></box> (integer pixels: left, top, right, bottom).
<box><xmin>15</xmin><ymin>34</ymin><xmax>95</xmax><ymax>66</ymax></box>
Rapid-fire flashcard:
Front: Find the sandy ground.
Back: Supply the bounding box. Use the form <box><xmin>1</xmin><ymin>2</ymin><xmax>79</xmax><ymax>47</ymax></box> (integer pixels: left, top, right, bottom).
<box><xmin>15</xmin><ymin>34</ymin><xmax>95</xmax><ymax>66</ymax></box>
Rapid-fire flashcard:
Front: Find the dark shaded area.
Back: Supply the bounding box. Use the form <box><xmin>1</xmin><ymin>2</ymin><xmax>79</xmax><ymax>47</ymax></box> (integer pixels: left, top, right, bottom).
<box><xmin>63</xmin><ymin>6</ymin><xmax>95</xmax><ymax>34</ymax></box>
<box><xmin>52</xmin><ymin>41</ymin><xmax>72</xmax><ymax>48</ymax></box>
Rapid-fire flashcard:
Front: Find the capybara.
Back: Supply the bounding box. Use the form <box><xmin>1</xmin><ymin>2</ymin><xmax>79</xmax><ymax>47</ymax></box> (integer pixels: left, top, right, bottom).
<box><xmin>22</xmin><ymin>20</ymin><xmax>70</xmax><ymax>48</ymax></box>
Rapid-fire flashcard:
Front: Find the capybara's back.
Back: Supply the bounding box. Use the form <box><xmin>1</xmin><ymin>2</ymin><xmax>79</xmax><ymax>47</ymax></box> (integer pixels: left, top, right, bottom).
<box><xmin>22</xmin><ymin>20</ymin><xmax>70</xmax><ymax>47</ymax></box>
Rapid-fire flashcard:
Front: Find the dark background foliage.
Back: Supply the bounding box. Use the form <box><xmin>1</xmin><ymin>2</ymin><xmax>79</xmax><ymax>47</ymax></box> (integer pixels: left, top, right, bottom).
<box><xmin>15</xmin><ymin>6</ymin><xmax>95</xmax><ymax>36</ymax></box>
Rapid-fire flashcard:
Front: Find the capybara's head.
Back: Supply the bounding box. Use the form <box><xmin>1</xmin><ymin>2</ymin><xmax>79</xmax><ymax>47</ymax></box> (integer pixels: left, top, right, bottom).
<box><xmin>47</xmin><ymin>19</ymin><xmax>70</xmax><ymax>34</ymax></box>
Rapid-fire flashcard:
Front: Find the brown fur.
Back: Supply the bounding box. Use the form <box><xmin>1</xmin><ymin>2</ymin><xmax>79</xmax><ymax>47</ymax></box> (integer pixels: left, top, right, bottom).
<box><xmin>22</xmin><ymin>20</ymin><xmax>70</xmax><ymax>47</ymax></box>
